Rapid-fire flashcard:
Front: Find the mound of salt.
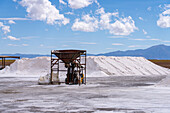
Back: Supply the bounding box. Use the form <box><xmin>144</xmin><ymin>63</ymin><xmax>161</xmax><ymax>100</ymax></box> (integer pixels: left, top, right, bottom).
<box><xmin>0</xmin><ymin>57</ymin><xmax>50</xmax><ymax>75</ymax></box>
<box><xmin>87</xmin><ymin>56</ymin><xmax>170</xmax><ymax>77</ymax></box>
<box><xmin>156</xmin><ymin>76</ymin><xmax>170</xmax><ymax>87</ymax></box>
<box><xmin>0</xmin><ymin>56</ymin><xmax>170</xmax><ymax>77</ymax></box>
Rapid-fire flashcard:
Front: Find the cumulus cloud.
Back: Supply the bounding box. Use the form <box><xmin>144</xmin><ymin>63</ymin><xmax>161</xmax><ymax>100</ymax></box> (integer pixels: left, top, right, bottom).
<box><xmin>97</xmin><ymin>8</ymin><xmax>138</xmax><ymax>35</ymax></box>
<box><xmin>108</xmin><ymin>16</ymin><xmax>138</xmax><ymax>35</ymax></box>
<box><xmin>8</xmin><ymin>20</ymin><xmax>16</xmax><ymax>24</ymax></box>
<box><xmin>157</xmin><ymin>4</ymin><xmax>170</xmax><ymax>28</ymax></box>
<box><xmin>19</xmin><ymin>0</ymin><xmax>69</xmax><ymax>25</ymax></box>
<box><xmin>72</xmin><ymin>7</ymin><xmax>137</xmax><ymax>36</ymax></box>
<box><xmin>68</xmin><ymin>0</ymin><xmax>94</xmax><ymax>9</ymax></box>
<box><xmin>72</xmin><ymin>14</ymin><xmax>99</xmax><ymax>32</ymax></box>
<box><xmin>7</xmin><ymin>36</ymin><xmax>20</xmax><ymax>41</ymax></box>
<box><xmin>0</xmin><ymin>22</ymin><xmax>11</xmax><ymax>34</ymax></box>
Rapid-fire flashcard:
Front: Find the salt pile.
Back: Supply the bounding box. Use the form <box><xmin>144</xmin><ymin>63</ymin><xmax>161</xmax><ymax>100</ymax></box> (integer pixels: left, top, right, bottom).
<box><xmin>0</xmin><ymin>57</ymin><xmax>50</xmax><ymax>75</ymax></box>
<box><xmin>156</xmin><ymin>76</ymin><xmax>170</xmax><ymax>87</ymax></box>
<box><xmin>0</xmin><ymin>56</ymin><xmax>170</xmax><ymax>77</ymax></box>
<box><xmin>87</xmin><ymin>56</ymin><xmax>170</xmax><ymax>77</ymax></box>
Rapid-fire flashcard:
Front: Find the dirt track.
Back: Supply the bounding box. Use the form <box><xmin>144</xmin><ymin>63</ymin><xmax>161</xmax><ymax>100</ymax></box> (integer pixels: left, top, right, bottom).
<box><xmin>149</xmin><ymin>60</ymin><xmax>170</xmax><ymax>69</ymax></box>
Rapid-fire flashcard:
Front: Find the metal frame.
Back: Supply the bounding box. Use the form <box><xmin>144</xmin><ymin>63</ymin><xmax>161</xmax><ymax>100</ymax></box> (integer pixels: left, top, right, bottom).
<box><xmin>50</xmin><ymin>50</ymin><xmax>87</xmax><ymax>85</ymax></box>
<box><xmin>0</xmin><ymin>56</ymin><xmax>20</xmax><ymax>69</ymax></box>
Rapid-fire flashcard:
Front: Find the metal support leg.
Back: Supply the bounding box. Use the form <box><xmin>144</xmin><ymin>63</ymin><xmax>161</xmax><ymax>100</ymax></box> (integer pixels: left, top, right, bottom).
<box><xmin>4</xmin><ymin>58</ymin><xmax>5</xmax><ymax>68</ymax></box>
<box><xmin>50</xmin><ymin>51</ymin><xmax>53</xmax><ymax>84</ymax></box>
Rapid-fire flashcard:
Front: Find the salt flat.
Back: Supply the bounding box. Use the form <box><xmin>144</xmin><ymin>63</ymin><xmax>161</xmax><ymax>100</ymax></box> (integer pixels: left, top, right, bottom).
<box><xmin>0</xmin><ymin>57</ymin><xmax>170</xmax><ymax>113</ymax></box>
<box><xmin>0</xmin><ymin>76</ymin><xmax>170</xmax><ymax>113</ymax></box>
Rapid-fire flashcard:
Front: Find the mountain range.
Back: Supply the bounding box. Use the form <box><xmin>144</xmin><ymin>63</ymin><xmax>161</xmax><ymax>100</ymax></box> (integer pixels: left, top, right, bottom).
<box><xmin>1</xmin><ymin>44</ymin><xmax>170</xmax><ymax>59</ymax></box>
<box><xmin>97</xmin><ymin>44</ymin><xmax>170</xmax><ymax>59</ymax></box>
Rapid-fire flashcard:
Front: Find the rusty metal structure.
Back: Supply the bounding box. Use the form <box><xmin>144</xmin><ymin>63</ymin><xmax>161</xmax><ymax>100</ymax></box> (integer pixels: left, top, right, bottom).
<box><xmin>50</xmin><ymin>50</ymin><xmax>86</xmax><ymax>85</ymax></box>
<box><xmin>0</xmin><ymin>56</ymin><xmax>20</xmax><ymax>70</ymax></box>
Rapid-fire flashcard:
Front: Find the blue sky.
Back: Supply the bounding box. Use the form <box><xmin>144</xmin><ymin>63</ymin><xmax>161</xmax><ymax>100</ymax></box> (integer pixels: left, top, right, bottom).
<box><xmin>0</xmin><ymin>0</ymin><xmax>170</xmax><ymax>54</ymax></box>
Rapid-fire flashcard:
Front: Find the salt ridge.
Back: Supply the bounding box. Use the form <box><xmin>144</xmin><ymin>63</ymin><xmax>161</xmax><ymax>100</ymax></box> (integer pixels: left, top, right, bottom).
<box><xmin>0</xmin><ymin>56</ymin><xmax>170</xmax><ymax>77</ymax></box>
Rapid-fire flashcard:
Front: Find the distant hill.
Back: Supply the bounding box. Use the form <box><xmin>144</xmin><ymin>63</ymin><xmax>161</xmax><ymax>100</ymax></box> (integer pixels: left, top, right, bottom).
<box><xmin>1</xmin><ymin>44</ymin><xmax>170</xmax><ymax>59</ymax></box>
<box><xmin>96</xmin><ymin>44</ymin><xmax>170</xmax><ymax>59</ymax></box>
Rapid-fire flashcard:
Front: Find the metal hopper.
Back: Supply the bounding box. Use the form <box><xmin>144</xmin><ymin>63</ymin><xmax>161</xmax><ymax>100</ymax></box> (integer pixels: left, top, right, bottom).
<box><xmin>52</xmin><ymin>50</ymin><xmax>86</xmax><ymax>64</ymax></box>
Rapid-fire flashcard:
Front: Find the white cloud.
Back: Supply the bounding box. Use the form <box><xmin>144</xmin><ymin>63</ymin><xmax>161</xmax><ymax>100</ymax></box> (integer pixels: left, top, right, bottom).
<box><xmin>72</xmin><ymin>14</ymin><xmax>99</xmax><ymax>32</ymax></box>
<box><xmin>21</xmin><ymin>36</ymin><xmax>38</xmax><ymax>39</ymax></box>
<box><xmin>7</xmin><ymin>36</ymin><xmax>20</xmax><ymax>41</ymax></box>
<box><xmin>106</xmin><ymin>48</ymin><xmax>114</xmax><ymax>50</ymax></box>
<box><xmin>97</xmin><ymin>8</ymin><xmax>138</xmax><ymax>36</ymax></box>
<box><xmin>13</xmin><ymin>0</ymin><xmax>17</xmax><ymax>2</ymax></box>
<box><xmin>62</xmin><ymin>45</ymin><xmax>69</xmax><ymax>47</ymax></box>
<box><xmin>80</xmin><ymin>42</ymin><xmax>96</xmax><ymax>44</ymax></box>
<box><xmin>8</xmin><ymin>43</ymin><xmax>28</xmax><ymax>46</ymax></box>
<box><xmin>68</xmin><ymin>0</ymin><xmax>94</xmax><ymax>9</ymax></box>
<box><xmin>2</xmin><ymin>26</ymin><xmax>10</xmax><ymax>34</ymax></box>
<box><xmin>143</xmin><ymin>29</ymin><xmax>147</xmax><ymax>35</ymax></box>
<box><xmin>22</xmin><ymin>44</ymin><xmax>29</xmax><ymax>46</ymax></box>
<box><xmin>139</xmin><ymin>17</ymin><xmax>143</xmax><ymax>21</ymax></box>
<box><xmin>163</xmin><ymin>40</ymin><xmax>170</xmax><ymax>43</ymax></box>
<box><xmin>8</xmin><ymin>44</ymin><xmax>19</xmax><ymax>46</ymax></box>
<box><xmin>59</xmin><ymin>0</ymin><xmax>67</xmax><ymax>5</ymax></box>
<box><xmin>130</xmin><ymin>38</ymin><xmax>160</xmax><ymax>41</ymax></box>
<box><xmin>0</xmin><ymin>22</ymin><xmax>3</xmax><ymax>27</ymax></box>
<box><xmin>72</xmin><ymin>7</ymin><xmax>137</xmax><ymax>36</ymax></box>
<box><xmin>132</xmin><ymin>38</ymin><xmax>146</xmax><ymax>41</ymax></box>
<box><xmin>146</xmin><ymin>36</ymin><xmax>151</xmax><ymax>38</ymax></box>
<box><xmin>109</xmin><ymin>36</ymin><xmax>125</xmax><ymax>38</ymax></box>
<box><xmin>96</xmin><ymin>8</ymin><xmax>119</xmax><ymax>30</ymax></box>
<box><xmin>19</xmin><ymin>0</ymin><xmax>69</xmax><ymax>25</ymax></box>
<box><xmin>112</xmin><ymin>43</ymin><xmax>124</xmax><ymax>46</ymax></box>
<box><xmin>157</xmin><ymin>4</ymin><xmax>170</xmax><ymax>28</ymax></box>
<box><xmin>0</xmin><ymin>22</ymin><xmax>11</xmax><ymax>34</ymax></box>
<box><xmin>40</xmin><ymin>44</ymin><xmax>44</xmax><ymax>47</ymax></box>
<box><xmin>108</xmin><ymin>16</ymin><xmax>138</xmax><ymax>35</ymax></box>
<box><xmin>147</xmin><ymin>7</ymin><xmax>151</xmax><ymax>11</ymax></box>
<box><xmin>128</xmin><ymin>45</ymin><xmax>141</xmax><ymax>48</ymax></box>
<box><xmin>149</xmin><ymin>38</ymin><xmax>160</xmax><ymax>41</ymax></box>
<box><xmin>8</xmin><ymin>20</ymin><xmax>16</xmax><ymax>24</ymax></box>
<box><xmin>65</xmin><ymin>12</ymin><xmax>74</xmax><ymax>15</ymax></box>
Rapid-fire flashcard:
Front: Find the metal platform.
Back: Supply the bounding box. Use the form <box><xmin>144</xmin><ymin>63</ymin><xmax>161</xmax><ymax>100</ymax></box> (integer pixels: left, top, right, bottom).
<box><xmin>0</xmin><ymin>56</ymin><xmax>20</xmax><ymax>70</ymax></box>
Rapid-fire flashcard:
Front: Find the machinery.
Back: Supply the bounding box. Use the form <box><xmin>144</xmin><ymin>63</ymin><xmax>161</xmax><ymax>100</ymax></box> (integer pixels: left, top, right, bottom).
<box><xmin>50</xmin><ymin>50</ymin><xmax>86</xmax><ymax>85</ymax></box>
